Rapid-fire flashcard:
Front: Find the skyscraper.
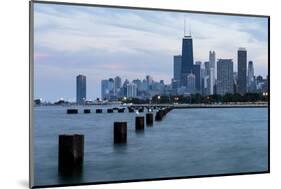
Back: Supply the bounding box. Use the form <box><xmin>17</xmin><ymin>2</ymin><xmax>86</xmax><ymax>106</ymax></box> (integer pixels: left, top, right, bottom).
<box><xmin>114</xmin><ymin>76</ymin><xmax>122</xmax><ymax>96</ymax></box>
<box><xmin>114</xmin><ymin>76</ymin><xmax>121</xmax><ymax>90</ymax></box>
<box><xmin>171</xmin><ymin>79</ymin><xmax>180</xmax><ymax>91</ymax></box>
<box><xmin>237</xmin><ymin>48</ymin><xmax>247</xmax><ymax>94</ymax></box>
<box><xmin>209</xmin><ymin>51</ymin><xmax>216</xmax><ymax>95</ymax></box>
<box><xmin>197</xmin><ymin>61</ymin><xmax>205</xmax><ymax>94</ymax></box>
<box><xmin>192</xmin><ymin>64</ymin><xmax>201</xmax><ymax>93</ymax></box>
<box><xmin>217</xmin><ymin>59</ymin><xmax>234</xmax><ymax>95</ymax></box>
<box><xmin>209</xmin><ymin>68</ymin><xmax>214</xmax><ymax>95</ymax></box>
<box><xmin>233</xmin><ymin>72</ymin><xmax>238</xmax><ymax>93</ymax></box>
<box><xmin>203</xmin><ymin>61</ymin><xmax>210</xmax><ymax>95</ymax></box>
<box><xmin>126</xmin><ymin>82</ymin><xmax>137</xmax><ymax>98</ymax></box>
<box><xmin>209</xmin><ymin>51</ymin><xmax>216</xmax><ymax>79</ymax></box>
<box><xmin>181</xmin><ymin>34</ymin><xmax>194</xmax><ymax>86</ymax></box>
<box><xmin>108</xmin><ymin>78</ymin><xmax>114</xmax><ymax>99</ymax></box>
<box><xmin>122</xmin><ymin>79</ymin><xmax>130</xmax><ymax>97</ymax></box>
<box><xmin>204</xmin><ymin>61</ymin><xmax>210</xmax><ymax>76</ymax></box>
<box><xmin>186</xmin><ymin>73</ymin><xmax>196</xmax><ymax>94</ymax></box>
<box><xmin>101</xmin><ymin>79</ymin><xmax>109</xmax><ymax>99</ymax></box>
<box><xmin>173</xmin><ymin>55</ymin><xmax>182</xmax><ymax>81</ymax></box>
<box><xmin>146</xmin><ymin>75</ymin><xmax>153</xmax><ymax>87</ymax></box>
<box><xmin>76</xmin><ymin>74</ymin><xmax>86</xmax><ymax>104</ymax></box>
<box><xmin>247</xmin><ymin>61</ymin><xmax>255</xmax><ymax>92</ymax></box>
<box><xmin>203</xmin><ymin>61</ymin><xmax>214</xmax><ymax>95</ymax></box>
<box><xmin>139</xmin><ymin>79</ymin><xmax>148</xmax><ymax>92</ymax></box>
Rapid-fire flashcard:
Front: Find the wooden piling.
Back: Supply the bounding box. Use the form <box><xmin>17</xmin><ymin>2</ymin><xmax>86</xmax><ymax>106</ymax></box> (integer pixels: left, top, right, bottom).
<box><xmin>67</xmin><ymin>109</ymin><xmax>78</xmax><ymax>114</ymax></box>
<box><xmin>155</xmin><ymin>110</ymin><xmax>164</xmax><ymax>121</ymax></box>
<box><xmin>128</xmin><ymin>108</ymin><xmax>134</xmax><ymax>113</ymax></box>
<box><xmin>58</xmin><ymin>134</ymin><xmax>84</xmax><ymax>175</ymax></box>
<box><xmin>146</xmin><ymin>113</ymin><xmax>153</xmax><ymax>126</ymax></box>
<box><xmin>135</xmin><ymin>116</ymin><xmax>145</xmax><ymax>131</ymax></box>
<box><xmin>84</xmin><ymin>109</ymin><xmax>91</xmax><ymax>114</ymax></box>
<box><xmin>113</xmin><ymin>107</ymin><xmax>119</xmax><ymax>111</ymax></box>
<box><xmin>96</xmin><ymin>109</ymin><xmax>102</xmax><ymax>113</ymax></box>
<box><xmin>114</xmin><ymin>122</ymin><xmax>127</xmax><ymax>144</ymax></box>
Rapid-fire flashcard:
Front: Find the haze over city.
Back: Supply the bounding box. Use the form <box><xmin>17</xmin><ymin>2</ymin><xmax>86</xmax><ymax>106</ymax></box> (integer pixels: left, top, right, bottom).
<box><xmin>33</xmin><ymin>3</ymin><xmax>268</xmax><ymax>102</ymax></box>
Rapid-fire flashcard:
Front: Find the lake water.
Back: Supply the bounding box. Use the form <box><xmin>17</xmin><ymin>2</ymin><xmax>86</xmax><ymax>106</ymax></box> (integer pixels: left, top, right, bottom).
<box><xmin>32</xmin><ymin>106</ymin><xmax>268</xmax><ymax>186</ymax></box>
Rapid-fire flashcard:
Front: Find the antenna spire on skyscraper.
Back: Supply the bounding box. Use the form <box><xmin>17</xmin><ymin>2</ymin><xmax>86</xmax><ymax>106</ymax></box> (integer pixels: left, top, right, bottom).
<box><xmin>183</xmin><ymin>16</ymin><xmax>192</xmax><ymax>37</ymax></box>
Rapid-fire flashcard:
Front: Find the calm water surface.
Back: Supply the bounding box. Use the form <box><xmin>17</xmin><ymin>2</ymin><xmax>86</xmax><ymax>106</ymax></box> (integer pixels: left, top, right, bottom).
<box><xmin>33</xmin><ymin>106</ymin><xmax>268</xmax><ymax>186</ymax></box>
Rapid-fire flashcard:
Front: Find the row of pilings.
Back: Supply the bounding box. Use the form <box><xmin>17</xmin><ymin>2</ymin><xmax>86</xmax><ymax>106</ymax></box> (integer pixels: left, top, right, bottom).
<box><xmin>66</xmin><ymin>106</ymin><xmax>169</xmax><ymax>114</ymax></box>
<box><xmin>59</xmin><ymin>106</ymin><xmax>173</xmax><ymax>175</ymax></box>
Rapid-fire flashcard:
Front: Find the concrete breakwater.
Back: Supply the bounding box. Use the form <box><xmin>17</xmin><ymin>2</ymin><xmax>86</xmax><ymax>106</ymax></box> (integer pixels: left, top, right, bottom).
<box><xmin>66</xmin><ymin>103</ymin><xmax>267</xmax><ymax>115</ymax></box>
<box><xmin>128</xmin><ymin>103</ymin><xmax>268</xmax><ymax>109</ymax></box>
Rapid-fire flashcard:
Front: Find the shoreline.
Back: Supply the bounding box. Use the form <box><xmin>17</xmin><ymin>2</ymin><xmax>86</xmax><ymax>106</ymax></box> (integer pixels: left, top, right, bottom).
<box><xmin>34</xmin><ymin>103</ymin><xmax>268</xmax><ymax>109</ymax></box>
<box><xmin>128</xmin><ymin>103</ymin><xmax>268</xmax><ymax>109</ymax></box>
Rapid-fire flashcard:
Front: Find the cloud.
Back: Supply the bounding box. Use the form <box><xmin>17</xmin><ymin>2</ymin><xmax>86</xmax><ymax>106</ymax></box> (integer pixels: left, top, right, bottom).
<box><xmin>33</xmin><ymin>3</ymin><xmax>268</xmax><ymax>101</ymax></box>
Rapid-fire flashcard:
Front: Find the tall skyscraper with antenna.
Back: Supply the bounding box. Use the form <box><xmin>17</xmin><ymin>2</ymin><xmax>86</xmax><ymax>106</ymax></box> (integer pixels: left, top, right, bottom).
<box><xmin>181</xmin><ymin>18</ymin><xmax>194</xmax><ymax>87</ymax></box>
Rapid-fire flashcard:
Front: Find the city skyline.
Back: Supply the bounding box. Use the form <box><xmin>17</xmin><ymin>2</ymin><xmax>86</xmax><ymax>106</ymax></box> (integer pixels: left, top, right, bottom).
<box><xmin>34</xmin><ymin>3</ymin><xmax>268</xmax><ymax>101</ymax></box>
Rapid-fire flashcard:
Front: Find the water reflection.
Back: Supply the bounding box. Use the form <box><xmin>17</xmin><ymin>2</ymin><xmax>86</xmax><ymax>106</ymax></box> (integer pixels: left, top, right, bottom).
<box><xmin>34</xmin><ymin>106</ymin><xmax>268</xmax><ymax>186</ymax></box>
<box><xmin>57</xmin><ymin>169</ymin><xmax>84</xmax><ymax>184</ymax></box>
<box><xmin>113</xmin><ymin>143</ymin><xmax>128</xmax><ymax>153</ymax></box>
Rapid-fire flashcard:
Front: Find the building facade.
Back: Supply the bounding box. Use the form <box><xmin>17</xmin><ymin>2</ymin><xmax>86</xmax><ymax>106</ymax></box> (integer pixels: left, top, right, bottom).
<box><xmin>181</xmin><ymin>35</ymin><xmax>194</xmax><ymax>87</ymax></box>
<box><xmin>76</xmin><ymin>74</ymin><xmax>86</xmax><ymax>104</ymax></box>
<box><xmin>173</xmin><ymin>55</ymin><xmax>182</xmax><ymax>81</ymax></box>
<box><xmin>209</xmin><ymin>68</ymin><xmax>214</xmax><ymax>95</ymax></box>
<box><xmin>209</xmin><ymin>50</ymin><xmax>216</xmax><ymax>81</ymax></box>
<box><xmin>192</xmin><ymin>64</ymin><xmax>201</xmax><ymax>93</ymax></box>
<box><xmin>101</xmin><ymin>79</ymin><xmax>109</xmax><ymax>100</ymax></box>
<box><xmin>217</xmin><ymin>59</ymin><xmax>234</xmax><ymax>95</ymax></box>
<box><xmin>186</xmin><ymin>73</ymin><xmax>196</xmax><ymax>94</ymax></box>
<box><xmin>237</xmin><ymin>48</ymin><xmax>247</xmax><ymax>94</ymax></box>
<box><xmin>114</xmin><ymin>76</ymin><xmax>122</xmax><ymax>96</ymax></box>
<box><xmin>247</xmin><ymin>61</ymin><xmax>256</xmax><ymax>92</ymax></box>
<box><xmin>126</xmin><ymin>82</ymin><xmax>137</xmax><ymax>98</ymax></box>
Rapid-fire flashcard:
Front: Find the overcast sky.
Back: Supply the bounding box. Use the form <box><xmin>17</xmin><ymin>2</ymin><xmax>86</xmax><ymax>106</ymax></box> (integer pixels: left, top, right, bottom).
<box><xmin>33</xmin><ymin>3</ymin><xmax>268</xmax><ymax>102</ymax></box>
